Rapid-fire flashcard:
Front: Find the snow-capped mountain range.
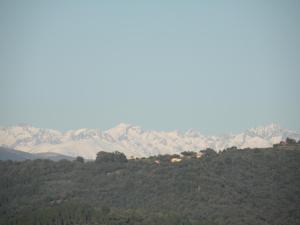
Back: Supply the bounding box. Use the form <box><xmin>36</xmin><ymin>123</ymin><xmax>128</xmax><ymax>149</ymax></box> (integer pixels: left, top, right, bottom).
<box><xmin>0</xmin><ymin>123</ymin><xmax>299</xmax><ymax>159</ymax></box>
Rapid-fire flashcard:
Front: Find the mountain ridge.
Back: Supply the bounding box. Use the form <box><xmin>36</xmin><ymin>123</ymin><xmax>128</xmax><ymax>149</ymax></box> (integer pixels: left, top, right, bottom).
<box><xmin>0</xmin><ymin>146</ymin><xmax>74</xmax><ymax>161</ymax></box>
<box><xmin>0</xmin><ymin>123</ymin><xmax>299</xmax><ymax>159</ymax></box>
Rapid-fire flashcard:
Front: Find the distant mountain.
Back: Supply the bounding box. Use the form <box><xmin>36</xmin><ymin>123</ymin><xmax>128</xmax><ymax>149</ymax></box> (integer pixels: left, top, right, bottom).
<box><xmin>0</xmin><ymin>123</ymin><xmax>299</xmax><ymax>159</ymax></box>
<box><xmin>0</xmin><ymin>146</ymin><xmax>74</xmax><ymax>161</ymax></box>
<box><xmin>32</xmin><ymin>152</ymin><xmax>74</xmax><ymax>161</ymax></box>
<box><xmin>0</xmin><ymin>147</ymin><xmax>35</xmax><ymax>160</ymax></box>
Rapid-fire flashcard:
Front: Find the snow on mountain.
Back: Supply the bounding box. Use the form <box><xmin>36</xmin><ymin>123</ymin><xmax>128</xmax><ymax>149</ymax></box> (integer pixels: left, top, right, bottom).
<box><xmin>0</xmin><ymin>123</ymin><xmax>299</xmax><ymax>159</ymax></box>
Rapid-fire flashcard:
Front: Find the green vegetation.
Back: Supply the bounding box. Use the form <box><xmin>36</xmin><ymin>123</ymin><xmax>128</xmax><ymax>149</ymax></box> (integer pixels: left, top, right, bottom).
<box><xmin>0</xmin><ymin>143</ymin><xmax>300</xmax><ymax>225</ymax></box>
<box><xmin>96</xmin><ymin>151</ymin><xmax>128</xmax><ymax>163</ymax></box>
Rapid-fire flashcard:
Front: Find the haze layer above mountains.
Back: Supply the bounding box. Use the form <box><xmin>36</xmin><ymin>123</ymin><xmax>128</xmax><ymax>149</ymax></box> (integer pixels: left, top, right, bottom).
<box><xmin>0</xmin><ymin>123</ymin><xmax>299</xmax><ymax>159</ymax></box>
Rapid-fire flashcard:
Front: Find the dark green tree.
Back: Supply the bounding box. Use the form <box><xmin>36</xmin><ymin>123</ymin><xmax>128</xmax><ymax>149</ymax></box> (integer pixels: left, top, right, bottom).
<box><xmin>200</xmin><ymin>148</ymin><xmax>218</xmax><ymax>158</ymax></box>
<box><xmin>96</xmin><ymin>151</ymin><xmax>127</xmax><ymax>163</ymax></box>
<box><xmin>181</xmin><ymin>151</ymin><xmax>197</xmax><ymax>158</ymax></box>
<box><xmin>75</xmin><ymin>156</ymin><xmax>84</xmax><ymax>163</ymax></box>
<box><xmin>286</xmin><ymin>137</ymin><xmax>296</xmax><ymax>145</ymax></box>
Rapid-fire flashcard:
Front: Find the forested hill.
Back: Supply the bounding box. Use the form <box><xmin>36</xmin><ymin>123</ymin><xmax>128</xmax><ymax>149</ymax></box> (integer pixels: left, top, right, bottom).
<box><xmin>0</xmin><ymin>144</ymin><xmax>300</xmax><ymax>225</ymax></box>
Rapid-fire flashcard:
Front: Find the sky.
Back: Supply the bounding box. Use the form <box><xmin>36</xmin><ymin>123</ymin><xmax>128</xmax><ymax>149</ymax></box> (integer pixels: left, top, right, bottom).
<box><xmin>0</xmin><ymin>0</ymin><xmax>299</xmax><ymax>134</ymax></box>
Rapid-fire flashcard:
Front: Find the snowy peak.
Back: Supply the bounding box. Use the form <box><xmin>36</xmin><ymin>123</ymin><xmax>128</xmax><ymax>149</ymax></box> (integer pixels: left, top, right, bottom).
<box><xmin>247</xmin><ymin>123</ymin><xmax>283</xmax><ymax>137</ymax></box>
<box><xmin>0</xmin><ymin>124</ymin><xmax>62</xmax><ymax>147</ymax></box>
<box><xmin>185</xmin><ymin>129</ymin><xmax>201</xmax><ymax>137</ymax></box>
<box><xmin>105</xmin><ymin>123</ymin><xmax>143</xmax><ymax>141</ymax></box>
<box><xmin>64</xmin><ymin>128</ymin><xmax>102</xmax><ymax>141</ymax></box>
<box><xmin>0</xmin><ymin>123</ymin><xmax>299</xmax><ymax>159</ymax></box>
<box><xmin>245</xmin><ymin>123</ymin><xmax>299</xmax><ymax>141</ymax></box>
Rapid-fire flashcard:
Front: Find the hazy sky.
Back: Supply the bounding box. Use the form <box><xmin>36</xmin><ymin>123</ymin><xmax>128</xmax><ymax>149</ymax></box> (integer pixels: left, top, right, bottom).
<box><xmin>0</xmin><ymin>1</ymin><xmax>299</xmax><ymax>134</ymax></box>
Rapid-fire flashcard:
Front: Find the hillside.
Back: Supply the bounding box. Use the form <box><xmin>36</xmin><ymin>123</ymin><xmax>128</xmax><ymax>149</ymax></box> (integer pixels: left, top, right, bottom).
<box><xmin>0</xmin><ymin>146</ymin><xmax>74</xmax><ymax>161</ymax></box>
<box><xmin>0</xmin><ymin>144</ymin><xmax>299</xmax><ymax>225</ymax></box>
<box><xmin>0</xmin><ymin>146</ymin><xmax>34</xmax><ymax>160</ymax></box>
<box><xmin>1</xmin><ymin>123</ymin><xmax>299</xmax><ymax>159</ymax></box>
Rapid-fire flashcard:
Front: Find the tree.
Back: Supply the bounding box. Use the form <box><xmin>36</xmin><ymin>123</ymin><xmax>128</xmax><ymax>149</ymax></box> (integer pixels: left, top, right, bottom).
<box><xmin>181</xmin><ymin>151</ymin><xmax>197</xmax><ymax>158</ymax></box>
<box><xmin>286</xmin><ymin>138</ymin><xmax>296</xmax><ymax>145</ymax></box>
<box><xmin>75</xmin><ymin>156</ymin><xmax>84</xmax><ymax>163</ymax></box>
<box><xmin>225</xmin><ymin>146</ymin><xmax>238</xmax><ymax>152</ymax></box>
<box><xmin>96</xmin><ymin>151</ymin><xmax>127</xmax><ymax>163</ymax></box>
<box><xmin>200</xmin><ymin>148</ymin><xmax>218</xmax><ymax>158</ymax></box>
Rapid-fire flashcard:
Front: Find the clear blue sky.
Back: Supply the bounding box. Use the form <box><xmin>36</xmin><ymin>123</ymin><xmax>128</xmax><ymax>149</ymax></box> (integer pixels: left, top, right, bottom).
<box><xmin>0</xmin><ymin>0</ymin><xmax>299</xmax><ymax>134</ymax></box>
